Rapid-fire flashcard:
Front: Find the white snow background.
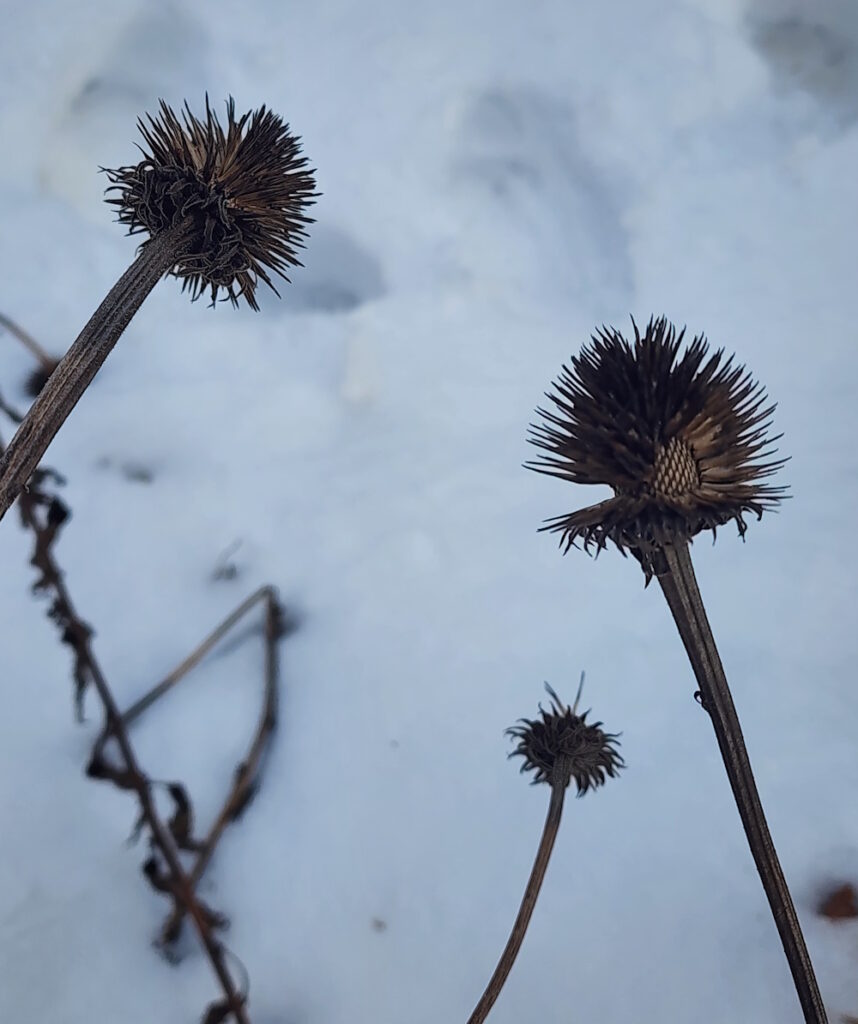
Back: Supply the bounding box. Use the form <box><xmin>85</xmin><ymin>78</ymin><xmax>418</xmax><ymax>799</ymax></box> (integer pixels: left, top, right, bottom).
<box><xmin>1</xmin><ymin>0</ymin><xmax>857</xmax><ymax>1021</ymax></box>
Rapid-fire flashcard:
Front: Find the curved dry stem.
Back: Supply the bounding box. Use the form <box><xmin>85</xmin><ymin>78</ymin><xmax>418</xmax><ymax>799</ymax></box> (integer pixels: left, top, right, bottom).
<box><xmin>466</xmin><ymin>783</ymin><xmax>565</xmax><ymax>1024</ymax></box>
<box><xmin>655</xmin><ymin>540</ymin><xmax>827</xmax><ymax>1024</ymax></box>
<box><xmin>0</xmin><ymin>219</ymin><xmax>194</xmax><ymax>523</ymax></box>
<box><xmin>186</xmin><ymin>590</ymin><xmax>280</xmax><ymax>881</ymax></box>
<box><xmin>9</xmin><ymin>468</ymin><xmax>249</xmax><ymax>1023</ymax></box>
<box><xmin>98</xmin><ymin>585</ymin><xmax>283</xmax><ymax>945</ymax></box>
<box><xmin>117</xmin><ymin>586</ymin><xmax>277</xmax><ymax>729</ymax></box>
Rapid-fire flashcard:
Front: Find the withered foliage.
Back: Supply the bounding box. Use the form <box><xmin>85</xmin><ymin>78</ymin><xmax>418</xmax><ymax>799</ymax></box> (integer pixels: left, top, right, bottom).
<box><xmin>1</xmin><ymin>379</ymin><xmax>288</xmax><ymax>1023</ymax></box>
<box><xmin>18</xmin><ymin>469</ymin><xmax>93</xmax><ymax>718</ymax></box>
<box><xmin>203</xmin><ymin>1001</ymin><xmax>240</xmax><ymax>1024</ymax></box>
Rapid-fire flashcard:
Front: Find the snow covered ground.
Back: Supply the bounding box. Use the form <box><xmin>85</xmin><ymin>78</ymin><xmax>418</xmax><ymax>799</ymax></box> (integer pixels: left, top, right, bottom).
<box><xmin>1</xmin><ymin>0</ymin><xmax>857</xmax><ymax>1021</ymax></box>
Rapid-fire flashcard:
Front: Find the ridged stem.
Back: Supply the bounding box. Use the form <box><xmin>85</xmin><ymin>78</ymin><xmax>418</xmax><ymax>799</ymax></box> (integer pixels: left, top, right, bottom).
<box><xmin>0</xmin><ymin>221</ymin><xmax>194</xmax><ymax>523</ymax></box>
<box><xmin>466</xmin><ymin>782</ymin><xmax>565</xmax><ymax>1024</ymax></box>
<box><xmin>655</xmin><ymin>540</ymin><xmax>826</xmax><ymax>1024</ymax></box>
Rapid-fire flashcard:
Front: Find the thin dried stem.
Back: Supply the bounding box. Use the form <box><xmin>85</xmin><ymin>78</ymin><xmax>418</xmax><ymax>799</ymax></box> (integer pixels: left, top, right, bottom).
<box><xmin>92</xmin><ymin>585</ymin><xmax>283</xmax><ymax>945</ymax></box>
<box><xmin>12</xmin><ymin>473</ymin><xmax>250</xmax><ymax>1023</ymax></box>
<box><xmin>466</xmin><ymin>783</ymin><xmax>565</xmax><ymax>1024</ymax></box>
<box><xmin>183</xmin><ymin>591</ymin><xmax>281</xmax><ymax>904</ymax></box>
<box><xmin>655</xmin><ymin>540</ymin><xmax>827</xmax><ymax>1024</ymax></box>
<box><xmin>0</xmin><ymin>219</ymin><xmax>194</xmax><ymax>523</ymax></box>
<box><xmin>1</xmin><ymin>397</ymin><xmax>250</xmax><ymax>1023</ymax></box>
<box><xmin>0</xmin><ymin>311</ymin><xmax>58</xmax><ymax>371</ymax></box>
<box><xmin>117</xmin><ymin>586</ymin><xmax>277</xmax><ymax>727</ymax></box>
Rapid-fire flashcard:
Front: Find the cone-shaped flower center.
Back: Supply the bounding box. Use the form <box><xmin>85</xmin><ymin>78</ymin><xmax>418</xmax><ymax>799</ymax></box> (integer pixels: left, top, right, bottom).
<box><xmin>653</xmin><ymin>436</ymin><xmax>700</xmax><ymax>497</ymax></box>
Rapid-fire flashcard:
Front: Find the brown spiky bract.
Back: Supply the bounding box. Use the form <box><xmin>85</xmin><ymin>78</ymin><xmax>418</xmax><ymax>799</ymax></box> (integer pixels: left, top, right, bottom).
<box><xmin>527</xmin><ymin>316</ymin><xmax>788</xmax><ymax>569</ymax></box>
<box><xmin>507</xmin><ymin>685</ymin><xmax>623</xmax><ymax>794</ymax></box>
<box><xmin>105</xmin><ymin>97</ymin><xmax>316</xmax><ymax>310</ymax></box>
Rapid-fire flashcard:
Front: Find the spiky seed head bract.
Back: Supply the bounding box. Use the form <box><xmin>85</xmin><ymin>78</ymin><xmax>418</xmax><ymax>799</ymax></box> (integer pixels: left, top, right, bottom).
<box><xmin>527</xmin><ymin>316</ymin><xmax>788</xmax><ymax>572</ymax></box>
<box><xmin>104</xmin><ymin>97</ymin><xmax>317</xmax><ymax>310</ymax></box>
<box><xmin>507</xmin><ymin>684</ymin><xmax>623</xmax><ymax>794</ymax></box>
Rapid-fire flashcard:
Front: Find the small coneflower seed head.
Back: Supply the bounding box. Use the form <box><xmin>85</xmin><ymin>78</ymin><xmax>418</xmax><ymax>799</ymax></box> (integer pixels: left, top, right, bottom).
<box><xmin>527</xmin><ymin>316</ymin><xmax>788</xmax><ymax>571</ymax></box>
<box><xmin>104</xmin><ymin>97</ymin><xmax>316</xmax><ymax>310</ymax></box>
<box><xmin>507</xmin><ymin>684</ymin><xmax>623</xmax><ymax>794</ymax></box>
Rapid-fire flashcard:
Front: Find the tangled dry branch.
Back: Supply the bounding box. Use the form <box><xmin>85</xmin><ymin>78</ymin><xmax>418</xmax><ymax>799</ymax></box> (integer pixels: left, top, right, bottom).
<box><xmin>1</xmin><ymin>338</ymin><xmax>290</xmax><ymax>1024</ymax></box>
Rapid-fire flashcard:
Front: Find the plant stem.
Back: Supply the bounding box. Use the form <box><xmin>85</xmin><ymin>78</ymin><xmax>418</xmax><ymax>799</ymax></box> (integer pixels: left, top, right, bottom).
<box><xmin>116</xmin><ymin>586</ymin><xmax>277</xmax><ymax>728</ymax></box>
<box><xmin>94</xmin><ymin>584</ymin><xmax>283</xmax><ymax>945</ymax></box>
<box><xmin>0</xmin><ymin>220</ymin><xmax>194</xmax><ymax>524</ymax></box>
<box><xmin>466</xmin><ymin>782</ymin><xmax>566</xmax><ymax>1024</ymax></box>
<box><xmin>90</xmin><ymin>667</ymin><xmax>251</xmax><ymax>1024</ymax></box>
<box><xmin>655</xmin><ymin>540</ymin><xmax>827</xmax><ymax>1024</ymax></box>
<box><xmin>22</xmin><ymin>529</ymin><xmax>249</xmax><ymax>1023</ymax></box>
<box><xmin>3</xmin><ymin>420</ymin><xmax>249</xmax><ymax>1023</ymax></box>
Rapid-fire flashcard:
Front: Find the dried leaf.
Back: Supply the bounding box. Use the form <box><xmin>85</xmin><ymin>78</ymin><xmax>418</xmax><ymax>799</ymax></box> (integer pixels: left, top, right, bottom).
<box><xmin>818</xmin><ymin>883</ymin><xmax>858</xmax><ymax>921</ymax></box>
<box><xmin>167</xmin><ymin>782</ymin><xmax>204</xmax><ymax>851</ymax></box>
<box><xmin>200</xmin><ymin>901</ymin><xmax>230</xmax><ymax>932</ymax></box>
<box><xmin>85</xmin><ymin>752</ymin><xmax>140</xmax><ymax>792</ymax></box>
<box><xmin>142</xmin><ymin>855</ymin><xmax>174</xmax><ymax>896</ymax></box>
<box><xmin>229</xmin><ymin>762</ymin><xmax>259</xmax><ymax>822</ymax></box>
<box><xmin>200</xmin><ymin>999</ymin><xmax>233</xmax><ymax>1024</ymax></box>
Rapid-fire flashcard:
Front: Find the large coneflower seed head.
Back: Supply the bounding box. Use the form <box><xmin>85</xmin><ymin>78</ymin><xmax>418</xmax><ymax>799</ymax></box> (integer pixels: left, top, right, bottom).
<box><xmin>527</xmin><ymin>316</ymin><xmax>788</xmax><ymax>570</ymax></box>
<box><xmin>104</xmin><ymin>97</ymin><xmax>316</xmax><ymax>310</ymax></box>
<box><xmin>507</xmin><ymin>685</ymin><xmax>623</xmax><ymax>793</ymax></box>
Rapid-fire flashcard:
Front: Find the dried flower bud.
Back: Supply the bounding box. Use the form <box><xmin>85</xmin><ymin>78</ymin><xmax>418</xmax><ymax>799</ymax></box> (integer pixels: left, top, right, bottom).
<box><xmin>527</xmin><ymin>317</ymin><xmax>788</xmax><ymax>570</ymax></box>
<box><xmin>507</xmin><ymin>685</ymin><xmax>623</xmax><ymax>793</ymax></box>
<box><xmin>104</xmin><ymin>97</ymin><xmax>316</xmax><ymax>310</ymax></box>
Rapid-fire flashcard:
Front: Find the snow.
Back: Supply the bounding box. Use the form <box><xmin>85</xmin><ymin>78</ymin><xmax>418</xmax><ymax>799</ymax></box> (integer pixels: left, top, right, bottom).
<box><xmin>1</xmin><ymin>0</ymin><xmax>857</xmax><ymax>1021</ymax></box>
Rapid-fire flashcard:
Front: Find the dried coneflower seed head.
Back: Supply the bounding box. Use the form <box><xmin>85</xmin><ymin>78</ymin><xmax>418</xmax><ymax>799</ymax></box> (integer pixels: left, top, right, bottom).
<box><xmin>507</xmin><ymin>685</ymin><xmax>623</xmax><ymax>793</ymax></box>
<box><xmin>527</xmin><ymin>316</ymin><xmax>788</xmax><ymax>569</ymax></box>
<box><xmin>104</xmin><ymin>97</ymin><xmax>316</xmax><ymax>310</ymax></box>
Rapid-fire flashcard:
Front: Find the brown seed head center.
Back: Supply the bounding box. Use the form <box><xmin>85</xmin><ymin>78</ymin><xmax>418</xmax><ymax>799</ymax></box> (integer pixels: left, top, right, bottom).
<box><xmin>653</xmin><ymin>436</ymin><xmax>700</xmax><ymax>497</ymax></box>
